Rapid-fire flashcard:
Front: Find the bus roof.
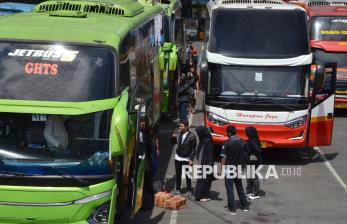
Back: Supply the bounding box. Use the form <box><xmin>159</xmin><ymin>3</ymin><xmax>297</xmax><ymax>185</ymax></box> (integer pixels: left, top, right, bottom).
<box><xmin>0</xmin><ymin>0</ymin><xmax>164</xmax><ymax>49</ymax></box>
<box><xmin>306</xmin><ymin>5</ymin><xmax>347</xmax><ymax>16</ymax></box>
<box><xmin>207</xmin><ymin>0</ymin><xmax>305</xmax><ymax>14</ymax></box>
<box><xmin>289</xmin><ymin>1</ymin><xmax>347</xmax><ymax>16</ymax></box>
<box><xmin>155</xmin><ymin>0</ymin><xmax>181</xmax><ymax>16</ymax></box>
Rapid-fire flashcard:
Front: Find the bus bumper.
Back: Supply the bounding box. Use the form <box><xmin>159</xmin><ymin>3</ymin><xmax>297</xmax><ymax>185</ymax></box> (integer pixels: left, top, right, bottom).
<box><xmin>0</xmin><ymin>181</ymin><xmax>116</xmax><ymax>224</ymax></box>
<box><xmin>205</xmin><ymin>117</ymin><xmax>307</xmax><ymax>149</ymax></box>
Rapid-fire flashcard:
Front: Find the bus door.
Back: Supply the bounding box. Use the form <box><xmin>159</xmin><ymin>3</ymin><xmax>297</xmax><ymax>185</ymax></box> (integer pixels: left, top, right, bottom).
<box><xmin>308</xmin><ymin>63</ymin><xmax>337</xmax><ymax>147</ymax></box>
<box><xmin>131</xmin><ymin>104</ymin><xmax>146</xmax><ymax>216</ymax></box>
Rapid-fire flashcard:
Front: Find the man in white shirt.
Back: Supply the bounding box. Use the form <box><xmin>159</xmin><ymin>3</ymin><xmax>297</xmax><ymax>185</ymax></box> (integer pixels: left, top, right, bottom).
<box><xmin>171</xmin><ymin>120</ymin><xmax>196</xmax><ymax>198</ymax></box>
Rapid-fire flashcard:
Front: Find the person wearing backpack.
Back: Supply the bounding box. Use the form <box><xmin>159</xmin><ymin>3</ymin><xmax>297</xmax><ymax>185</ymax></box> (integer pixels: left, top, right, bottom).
<box><xmin>245</xmin><ymin>126</ymin><xmax>262</xmax><ymax>200</ymax></box>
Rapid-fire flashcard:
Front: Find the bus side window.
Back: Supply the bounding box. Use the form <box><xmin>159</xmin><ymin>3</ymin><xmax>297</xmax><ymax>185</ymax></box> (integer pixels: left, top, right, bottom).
<box><xmin>119</xmin><ymin>34</ymin><xmax>133</xmax><ymax>91</ymax></box>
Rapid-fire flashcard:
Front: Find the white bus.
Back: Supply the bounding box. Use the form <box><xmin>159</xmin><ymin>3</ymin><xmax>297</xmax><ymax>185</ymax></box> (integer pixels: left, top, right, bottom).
<box><xmin>200</xmin><ymin>0</ymin><xmax>336</xmax><ymax>149</ymax></box>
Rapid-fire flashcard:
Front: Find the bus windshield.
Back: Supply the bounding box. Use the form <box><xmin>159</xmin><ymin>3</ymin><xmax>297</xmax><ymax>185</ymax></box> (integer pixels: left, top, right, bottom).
<box><xmin>311</xmin><ymin>16</ymin><xmax>347</xmax><ymax>41</ymax></box>
<box><xmin>209</xmin><ymin>8</ymin><xmax>309</xmax><ymax>58</ymax></box>
<box><xmin>0</xmin><ymin>42</ymin><xmax>115</xmax><ymax>102</ymax></box>
<box><xmin>0</xmin><ymin>111</ymin><xmax>113</xmax><ymax>178</ymax></box>
<box><xmin>209</xmin><ymin>65</ymin><xmax>307</xmax><ymax>99</ymax></box>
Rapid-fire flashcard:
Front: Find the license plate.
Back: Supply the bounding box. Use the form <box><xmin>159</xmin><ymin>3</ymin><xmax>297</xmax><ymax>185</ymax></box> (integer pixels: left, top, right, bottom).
<box><xmin>32</xmin><ymin>114</ymin><xmax>47</xmax><ymax>121</ymax></box>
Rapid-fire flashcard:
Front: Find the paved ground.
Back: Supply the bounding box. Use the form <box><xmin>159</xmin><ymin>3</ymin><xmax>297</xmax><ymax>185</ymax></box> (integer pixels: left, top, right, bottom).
<box><xmin>120</xmin><ymin>90</ymin><xmax>347</xmax><ymax>224</ymax></box>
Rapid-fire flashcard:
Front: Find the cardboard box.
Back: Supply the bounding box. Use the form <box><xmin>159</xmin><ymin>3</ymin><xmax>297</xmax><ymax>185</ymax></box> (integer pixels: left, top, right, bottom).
<box><xmin>164</xmin><ymin>196</ymin><xmax>187</xmax><ymax>210</ymax></box>
<box><xmin>154</xmin><ymin>192</ymin><xmax>173</xmax><ymax>208</ymax></box>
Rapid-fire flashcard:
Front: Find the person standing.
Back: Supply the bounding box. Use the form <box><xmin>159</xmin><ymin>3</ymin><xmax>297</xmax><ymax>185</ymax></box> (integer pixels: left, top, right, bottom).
<box><xmin>171</xmin><ymin>120</ymin><xmax>196</xmax><ymax>198</ymax></box>
<box><xmin>151</xmin><ymin>123</ymin><xmax>160</xmax><ymax>180</ymax></box>
<box><xmin>221</xmin><ymin>125</ymin><xmax>249</xmax><ymax>215</ymax></box>
<box><xmin>185</xmin><ymin>43</ymin><xmax>192</xmax><ymax>66</ymax></box>
<box><xmin>194</xmin><ymin>126</ymin><xmax>214</xmax><ymax>202</ymax></box>
<box><xmin>177</xmin><ymin>75</ymin><xmax>190</xmax><ymax>121</ymax></box>
<box><xmin>245</xmin><ymin>126</ymin><xmax>262</xmax><ymax>200</ymax></box>
<box><xmin>186</xmin><ymin>67</ymin><xmax>197</xmax><ymax>114</ymax></box>
<box><xmin>191</xmin><ymin>48</ymin><xmax>198</xmax><ymax>66</ymax></box>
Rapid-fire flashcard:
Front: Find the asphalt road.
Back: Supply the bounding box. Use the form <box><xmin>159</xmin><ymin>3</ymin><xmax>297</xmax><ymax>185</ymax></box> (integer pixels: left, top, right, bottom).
<box><xmin>121</xmin><ymin>91</ymin><xmax>347</xmax><ymax>224</ymax></box>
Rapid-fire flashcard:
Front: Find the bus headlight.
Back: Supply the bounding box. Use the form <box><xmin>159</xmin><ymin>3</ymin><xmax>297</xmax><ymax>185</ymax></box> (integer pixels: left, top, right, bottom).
<box><xmin>207</xmin><ymin>112</ymin><xmax>229</xmax><ymax>126</ymax></box>
<box><xmin>88</xmin><ymin>203</ymin><xmax>110</xmax><ymax>224</ymax></box>
<box><xmin>284</xmin><ymin>116</ymin><xmax>307</xmax><ymax>129</ymax></box>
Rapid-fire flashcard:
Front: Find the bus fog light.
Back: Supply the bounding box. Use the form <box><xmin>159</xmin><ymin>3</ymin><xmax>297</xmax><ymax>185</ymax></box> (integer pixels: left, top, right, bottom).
<box><xmin>88</xmin><ymin>203</ymin><xmax>110</xmax><ymax>224</ymax></box>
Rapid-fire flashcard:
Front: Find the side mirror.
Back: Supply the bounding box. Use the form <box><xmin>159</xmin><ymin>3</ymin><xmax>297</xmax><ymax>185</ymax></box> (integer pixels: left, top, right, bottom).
<box><xmin>200</xmin><ymin>59</ymin><xmax>209</xmax><ymax>92</ymax></box>
<box><xmin>205</xmin><ymin>19</ymin><xmax>210</xmax><ymax>42</ymax></box>
<box><xmin>312</xmin><ymin>62</ymin><xmax>337</xmax><ymax>104</ymax></box>
<box><xmin>205</xmin><ymin>31</ymin><xmax>209</xmax><ymax>42</ymax></box>
<box><xmin>315</xmin><ymin>63</ymin><xmax>325</xmax><ymax>93</ymax></box>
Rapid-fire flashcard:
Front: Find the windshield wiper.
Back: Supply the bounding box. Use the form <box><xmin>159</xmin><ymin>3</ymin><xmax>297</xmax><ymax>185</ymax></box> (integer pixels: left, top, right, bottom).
<box><xmin>0</xmin><ymin>170</ymin><xmax>39</xmax><ymax>177</ymax></box>
<box><xmin>41</xmin><ymin>166</ymin><xmax>89</xmax><ymax>186</ymax></box>
<box><xmin>0</xmin><ymin>167</ymin><xmax>89</xmax><ymax>185</ymax></box>
<box><xmin>252</xmin><ymin>99</ymin><xmax>296</xmax><ymax>111</ymax></box>
<box><xmin>221</xmin><ymin>101</ymin><xmax>241</xmax><ymax>109</ymax></box>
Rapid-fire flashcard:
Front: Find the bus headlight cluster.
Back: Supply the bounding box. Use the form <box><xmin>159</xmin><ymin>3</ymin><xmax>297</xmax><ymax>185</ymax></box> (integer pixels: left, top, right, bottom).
<box><xmin>207</xmin><ymin>112</ymin><xmax>229</xmax><ymax>126</ymax></box>
<box><xmin>284</xmin><ymin>116</ymin><xmax>307</xmax><ymax>129</ymax></box>
<box><xmin>88</xmin><ymin>203</ymin><xmax>110</xmax><ymax>224</ymax></box>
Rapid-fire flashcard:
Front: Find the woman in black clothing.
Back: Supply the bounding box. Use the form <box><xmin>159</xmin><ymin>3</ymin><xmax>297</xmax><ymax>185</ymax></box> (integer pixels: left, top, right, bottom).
<box><xmin>245</xmin><ymin>126</ymin><xmax>262</xmax><ymax>200</ymax></box>
<box><xmin>194</xmin><ymin>126</ymin><xmax>214</xmax><ymax>202</ymax></box>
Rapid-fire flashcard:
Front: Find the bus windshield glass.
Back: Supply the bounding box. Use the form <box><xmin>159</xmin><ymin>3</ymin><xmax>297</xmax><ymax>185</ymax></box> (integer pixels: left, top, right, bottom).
<box><xmin>0</xmin><ymin>111</ymin><xmax>113</xmax><ymax>178</ymax></box>
<box><xmin>209</xmin><ymin>65</ymin><xmax>306</xmax><ymax>99</ymax></box>
<box><xmin>209</xmin><ymin>8</ymin><xmax>309</xmax><ymax>58</ymax></box>
<box><xmin>311</xmin><ymin>16</ymin><xmax>347</xmax><ymax>41</ymax></box>
<box><xmin>0</xmin><ymin>42</ymin><xmax>115</xmax><ymax>102</ymax></box>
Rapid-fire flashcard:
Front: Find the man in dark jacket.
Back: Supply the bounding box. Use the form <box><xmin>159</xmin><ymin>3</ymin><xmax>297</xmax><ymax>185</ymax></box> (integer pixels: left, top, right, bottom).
<box><xmin>177</xmin><ymin>75</ymin><xmax>190</xmax><ymax>121</ymax></box>
<box><xmin>172</xmin><ymin>120</ymin><xmax>196</xmax><ymax>198</ymax></box>
<box><xmin>221</xmin><ymin>125</ymin><xmax>249</xmax><ymax>215</ymax></box>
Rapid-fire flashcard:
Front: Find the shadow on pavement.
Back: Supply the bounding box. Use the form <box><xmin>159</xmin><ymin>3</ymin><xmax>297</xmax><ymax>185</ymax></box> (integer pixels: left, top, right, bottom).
<box><xmin>210</xmin><ymin>190</ymin><xmax>223</xmax><ymax>201</ymax></box>
<box><xmin>119</xmin><ymin>210</ymin><xmax>166</xmax><ymax>224</ymax></box>
<box><xmin>261</xmin><ymin>148</ymin><xmax>338</xmax><ymax>166</ymax></box>
<box><xmin>335</xmin><ymin>109</ymin><xmax>347</xmax><ymax>117</ymax></box>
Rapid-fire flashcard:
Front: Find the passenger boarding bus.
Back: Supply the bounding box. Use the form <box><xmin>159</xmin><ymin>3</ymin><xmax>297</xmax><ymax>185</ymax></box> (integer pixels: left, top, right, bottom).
<box><xmin>0</xmin><ymin>0</ymin><xmax>179</xmax><ymax>223</ymax></box>
<box><xmin>200</xmin><ymin>0</ymin><xmax>337</xmax><ymax>150</ymax></box>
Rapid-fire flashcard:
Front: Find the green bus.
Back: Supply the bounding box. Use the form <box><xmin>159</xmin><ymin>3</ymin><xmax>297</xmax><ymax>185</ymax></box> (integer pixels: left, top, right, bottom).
<box><xmin>158</xmin><ymin>0</ymin><xmax>182</xmax><ymax>114</ymax></box>
<box><xmin>0</xmin><ymin>0</ymin><xmax>180</xmax><ymax>223</ymax></box>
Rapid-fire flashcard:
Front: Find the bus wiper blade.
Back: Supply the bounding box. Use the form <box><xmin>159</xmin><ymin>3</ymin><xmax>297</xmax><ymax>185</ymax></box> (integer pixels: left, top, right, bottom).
<box><xmin>275</xmin><ymin>104</ymin><xmax>295</xmax><ymax>111</ymax></box>
<box><xmin>252</xmin><ymin>99</ymin><xmax>295</xmax><ymax>111</ymax></box>
<box><xmin>0</xmin><ymin>171</ymin><xmax>38</xmax><ymax>177</ymax></box>
<box><xmin>221</xmin><ymin>101</ymin><xmax>240</xmax><ymax>109</ymax></box>
<box><xmin>42</xmin><ymin>166</ymin><xmax>89</xmax><ymax>186</ymax></box>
